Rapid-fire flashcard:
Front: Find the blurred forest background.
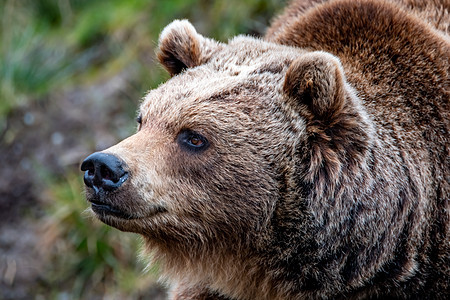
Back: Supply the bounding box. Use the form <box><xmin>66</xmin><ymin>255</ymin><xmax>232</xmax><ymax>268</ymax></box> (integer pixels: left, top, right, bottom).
<box><xmin>0</xmin><ymin>0</ymin><xmax>286</xmax><ymax>299</ymax></box>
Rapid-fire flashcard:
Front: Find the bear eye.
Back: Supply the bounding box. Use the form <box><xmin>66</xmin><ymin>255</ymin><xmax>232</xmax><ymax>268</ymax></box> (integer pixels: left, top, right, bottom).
<box><xmin>136</xmin><ymin>114</ymin><xmax>143</xmax><ymax>130</ymax></box>
<box><xmin>177</xmin><ymin>130</ymin><xmax>209</xmax><ymax>153</ymax></box>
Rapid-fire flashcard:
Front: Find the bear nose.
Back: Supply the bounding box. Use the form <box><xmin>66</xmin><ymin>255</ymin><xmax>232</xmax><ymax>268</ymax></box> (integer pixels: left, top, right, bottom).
<box><xmin>81</xmin><ymin>152</ymin><xmax>128</xmax><ymax>192</ymax></box>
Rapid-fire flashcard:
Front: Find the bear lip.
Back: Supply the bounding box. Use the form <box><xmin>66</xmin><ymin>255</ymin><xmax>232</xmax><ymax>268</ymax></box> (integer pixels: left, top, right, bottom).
<box><xmin>89</xmin><ymin>197</ymin><xmax>168</xmax><ymax>220</ymax></box>
<box><xmin>90</xmin><ymin>200</ymin><xmax>136</xmax><ymax>219</ymax></box>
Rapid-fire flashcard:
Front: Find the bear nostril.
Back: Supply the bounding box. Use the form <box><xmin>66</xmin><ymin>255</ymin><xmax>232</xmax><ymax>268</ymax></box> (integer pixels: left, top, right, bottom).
<box><xmin>80</xmin><ymin>152</ymin><xmax>128</xmax><ymax>192</ymax></box>
<box><xmin>101</xmin><ymin>165</ymin><xmax>113</xmax><ymax>181</ymax></box>
<box><xmin>81</xmin><ymin>160</ymin><xmax>94</xmax><ymax>173</ymax></box>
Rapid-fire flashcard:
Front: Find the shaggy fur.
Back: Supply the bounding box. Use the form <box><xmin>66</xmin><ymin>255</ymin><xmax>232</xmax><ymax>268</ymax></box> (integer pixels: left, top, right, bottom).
<box><xmin>82</xmin><ymin>0</ymin><xmax>449</xmax><ymax>299</ymax></box>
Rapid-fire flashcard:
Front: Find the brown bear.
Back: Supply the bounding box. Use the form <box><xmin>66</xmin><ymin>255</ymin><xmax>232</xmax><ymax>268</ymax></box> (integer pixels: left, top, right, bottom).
<box><xmin>81</xmin><ymin>0</ymin><xmax>449</xmax><ymax>299</ymax></box>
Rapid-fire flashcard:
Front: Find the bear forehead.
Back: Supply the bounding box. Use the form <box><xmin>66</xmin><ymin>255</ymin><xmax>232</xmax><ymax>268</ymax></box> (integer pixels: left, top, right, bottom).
<box><xmin>140</xmin><ymin>36</ymin><xmax>303</xmax><ymax>127</ymax></box>
<box><xmin>210</xmin><ymin>36</ymin><xmax>303</xmax><ymax>72</ymax></box>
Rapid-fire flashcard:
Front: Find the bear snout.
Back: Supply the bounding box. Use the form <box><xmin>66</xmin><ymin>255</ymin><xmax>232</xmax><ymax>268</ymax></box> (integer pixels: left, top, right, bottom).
<box><xmin>81</xmin><ymin>152</ymin><xmax>129</xmax><ymax>193</ymax></box>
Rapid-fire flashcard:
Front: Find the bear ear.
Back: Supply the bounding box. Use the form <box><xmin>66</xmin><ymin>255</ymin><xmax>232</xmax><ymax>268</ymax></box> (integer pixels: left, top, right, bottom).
<box><xmin>283</xmin><ymin>51</ymin><xmax>347</xmax><ymax>122</ymax></box>
<box><xmin>157</xmin><ymin>20</ymin><xmax>222</xmax><ymax>76</ymax></box>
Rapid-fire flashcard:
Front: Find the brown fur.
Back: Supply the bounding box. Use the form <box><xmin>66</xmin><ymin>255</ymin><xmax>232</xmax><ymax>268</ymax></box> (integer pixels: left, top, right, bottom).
<box><xmin>82</xmin><ymin>0</ymin><xmax>449</xmax><ymax>299</ymax></box>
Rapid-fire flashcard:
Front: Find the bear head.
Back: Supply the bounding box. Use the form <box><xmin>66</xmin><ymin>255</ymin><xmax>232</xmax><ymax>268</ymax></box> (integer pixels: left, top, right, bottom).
<box><xmin>81</xmin><ymin>19</ymin><xmax>373</xmax><ymax>288</ymax></box>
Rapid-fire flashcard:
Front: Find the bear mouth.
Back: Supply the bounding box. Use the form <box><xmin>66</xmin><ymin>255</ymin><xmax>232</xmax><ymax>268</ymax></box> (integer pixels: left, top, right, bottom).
<box><xmin>90</xmin><ymin>200</ymin><xmax>135</xmax><ymax>219</ymax></box>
